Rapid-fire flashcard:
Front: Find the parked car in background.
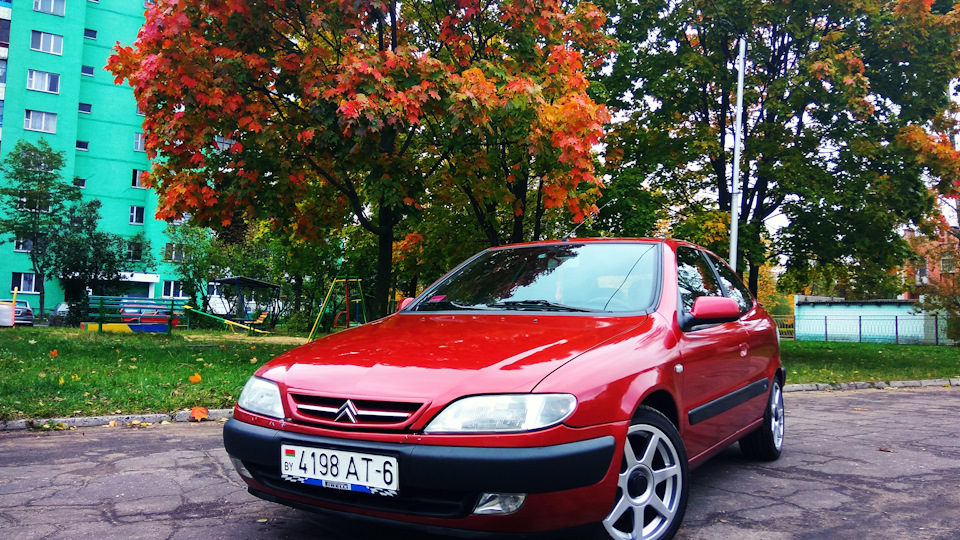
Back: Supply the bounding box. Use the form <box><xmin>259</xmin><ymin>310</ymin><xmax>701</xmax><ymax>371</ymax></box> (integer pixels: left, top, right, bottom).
<box><xmin>1</xmin><ymin>299</ymin><xmax>35</xmax><ymax>326</ymax></box>
<box><xmin>224</xmin><ymin>238</ymin><xmax>784</xmax><ymax>540</ymax></box>
<box><xmin>47</xmin><ymin>302</ymin><xmax>70</xmax><ymax>326</ymax></box>
<box><xmin>120</xmin><ymin>304</ymin><xmax>180</xmax><ymax>325</ymax></box>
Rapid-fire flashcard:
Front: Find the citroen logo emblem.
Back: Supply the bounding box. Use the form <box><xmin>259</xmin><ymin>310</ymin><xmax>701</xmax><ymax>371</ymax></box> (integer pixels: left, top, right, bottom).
<box><xmin>334</xmin><ymin>400</ymin><xmax>360</xmax><ymax>423</ymax></box>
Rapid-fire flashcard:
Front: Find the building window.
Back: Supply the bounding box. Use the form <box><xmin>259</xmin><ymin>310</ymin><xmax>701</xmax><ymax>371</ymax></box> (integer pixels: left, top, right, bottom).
<box><xmin>34</xmin><ymin>0</ymin><xmax>66</xmax><ymax>16</ymax></box>
<box><xmin>162</xmin><ymin>280</ymin><xmax>184</xmax><ymax>298</ymax></box>
<box><xmin>163</xmin><ymin>243</ymin><xmax>185</xmax><ymax>261</ymax></box>
<box><xmin>129</xmin><ymin>206</ymin><xmax>145</xmax><ymax>225</ymax></box>
<box><xmin>24</xmin><ymin>110</ymin><xmax>57</xmax><ymax>133</ymax></box>
<box><xmin>27</xmin><ymin>70</ymin><xmax>60</xmax><ymax>93</ymax></box>
<box><xmin>76</xmin><ymin>141</ymin><xmax>89</xmax><ymax>151</ymax></box>
<box><xmin>73</xmin><ymin>177</ymin><xmax>86</xmax><ymax>189</ymax></box>
<box><xmin>81</xmin><ymin>65</ymin><xmax>95</xmax><ymax>77</ymax></box>
<box><xmin>132</xmin><ymin>169</ymin><xmax>147</xmax><ymax>188</ymax></box>
<box><xmin>134</xmin><ymin>132</ymin><xmax>146</xmax><ymax>152</ymax></box>
<box><xmin>0</xmin><ymin>59</ymin><xmax>7</xmax><ymax>83</ymax></box>
<box><xmin>943</xmin><ymin>256</ymin><xmax>957</xmax><ymax>274</ymax></box>
<box><xmin>0</xmin><ymin>100</ymin><xmax>4</xmax><ymax>128</ymax></box>
<box><xmin>83</xmin><ymin>29</ymin><xmax>97</xmax><ymax>40</ymax></box>
<box><xmin>78</xmin><ymin>103</ymin><xmax>92</xmax><ymax>114</ymax></box>
<box><xmin>11</xmin><ymin>272</ymin><xmax>38</xmax><ymax>293</ymax></box>
<box><xmin>14</xmin><ymin>238</ymin><xmax>34</xmax><ymax>252</ymax></box>
<box><xmin>30</xmin><ymin>31</ymin><xmax>64</xmax><ymax>55</ymax></box>
<box><xmin>126</xmin><ymin>242</ymin><xmax>143</xmax><ymax>261</ymax></box>
<box><xmin>0</xmin><ymin>20</ymin><xmax>10</xmax><ymax>48</ymax></box>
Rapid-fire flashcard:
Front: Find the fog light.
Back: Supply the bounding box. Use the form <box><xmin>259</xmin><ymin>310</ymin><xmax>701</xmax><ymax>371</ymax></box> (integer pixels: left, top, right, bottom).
<box><xmin>473</xmin><ymin>493</ymin><xmax>526</xmax><ymax>515</ymax></box>
<box><xmin>230</xmin><ymin>456</ymin><xmax>253</xmax><ymax>479</ymax></box>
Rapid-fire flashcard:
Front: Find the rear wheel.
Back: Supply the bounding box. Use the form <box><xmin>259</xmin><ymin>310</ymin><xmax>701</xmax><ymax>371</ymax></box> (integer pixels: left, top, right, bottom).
<box><xmin>602</xmin><ymin>407</ymin><xmax>689</xmax><ymax>540</ymax></box>
<box><xmin>739</xmin><ymin>378</ymin><xmax>784</xmax><ymax>461</ymax></box>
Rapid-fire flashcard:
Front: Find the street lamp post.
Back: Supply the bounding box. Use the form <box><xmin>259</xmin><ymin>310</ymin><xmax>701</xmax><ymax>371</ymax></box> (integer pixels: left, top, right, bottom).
<box><xmin>730</xmin><ymin>35</ymin><xmax>746</xmax><ymax>272</ymax></box>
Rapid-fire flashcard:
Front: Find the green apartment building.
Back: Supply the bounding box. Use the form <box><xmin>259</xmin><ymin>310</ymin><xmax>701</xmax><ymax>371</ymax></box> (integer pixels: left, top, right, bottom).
<box><xmin>1</xmin><ymin>0</ymin><xmax>182</xmax><ymax>317</ymax></box>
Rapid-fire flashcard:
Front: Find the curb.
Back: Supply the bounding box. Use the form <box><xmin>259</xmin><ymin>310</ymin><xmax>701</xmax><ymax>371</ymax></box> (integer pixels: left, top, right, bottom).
<box><xmin>783</xmin><ymin>378</ymin><xmax>960</xmax><ymax>393</ymax></box>
<box><xmin>4</xmin><ymin>379</ymin><xmax>960</xmax><ymax>431</ymax></box>
<box><xmin>0</xmin><ymin>408</ymin><xmax>234</xmax><ymax>431</ymax></box>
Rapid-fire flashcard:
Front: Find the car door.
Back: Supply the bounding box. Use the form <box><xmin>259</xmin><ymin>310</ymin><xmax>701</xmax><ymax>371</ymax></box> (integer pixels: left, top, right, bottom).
<box><xmin>707</xmin><ymin>252</ymin><xmax>777</xmax><ymax>390</ymax></box>
<box><xmin>675</xmin><ymin>246</ymin><xmax>753</xmax><ymax>459</ymax></box>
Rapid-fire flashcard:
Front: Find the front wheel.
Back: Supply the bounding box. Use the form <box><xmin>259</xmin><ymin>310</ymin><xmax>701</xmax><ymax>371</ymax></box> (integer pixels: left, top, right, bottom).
<box><xmin>739</xmin><ymin>378</ymin><xmax>785</xmax><ymax>461</ymax></box>
<box><xmin>602</xmin><ymin>407</ymin><xmax>689</xmax><ymax>540</ymax></box>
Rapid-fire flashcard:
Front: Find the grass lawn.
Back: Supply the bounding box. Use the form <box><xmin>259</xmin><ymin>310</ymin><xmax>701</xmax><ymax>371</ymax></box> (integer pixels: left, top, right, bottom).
<box><xmin>0</xmin><ymin>326</ymin><xmax>304</xmax><ymax>421</ymax></box>
<box><xmin>1</xmin><ymin>327</ymin><xmax>957</xmax><ymax>422</ymax></box>
<box><xmin>781</xmin><ymin>340</ymin><xmax>959</xmax><ymax>385</ymax></box>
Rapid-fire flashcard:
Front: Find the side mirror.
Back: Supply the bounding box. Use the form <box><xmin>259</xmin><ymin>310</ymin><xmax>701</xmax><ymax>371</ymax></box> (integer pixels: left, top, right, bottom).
<box><xmin>397</xmin><ymin>297</ymin><xmax>414</xmax><ymax>312</ymax></box>
<box><xmin>689</xmin><ymin>296</ymin><xmax>741</xmax><ymax>326</ymax></box>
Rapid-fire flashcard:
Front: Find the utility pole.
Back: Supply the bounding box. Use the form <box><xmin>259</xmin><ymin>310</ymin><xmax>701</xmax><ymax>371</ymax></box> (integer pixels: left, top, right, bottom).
<box><xmin>730</xmin><ymin>36</ymin><xmax>746</xmax><ymax>272</ymax></box>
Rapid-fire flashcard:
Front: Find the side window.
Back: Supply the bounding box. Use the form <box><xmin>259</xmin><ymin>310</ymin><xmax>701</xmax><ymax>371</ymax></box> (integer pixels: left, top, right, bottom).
<box><xmin>676</xmin><ymin>247</ymin><xmax>722</xmax><ymax>313</ymax></box>
<box><xmin>709</xmin><ymin>255</ymin><xmax>753</xmax><ymax>314</ymax></box>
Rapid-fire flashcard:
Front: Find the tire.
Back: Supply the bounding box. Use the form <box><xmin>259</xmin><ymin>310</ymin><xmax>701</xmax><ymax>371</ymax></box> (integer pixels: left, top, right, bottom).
<box><xmin>739</xmin><ymin>377</ymin><xmax>785</xmax><ymax>461</ymax></box>
<box><xmin>601</xmin><ymin>406</ymin><xmax>689</xmax><ymax>540</ymax></box>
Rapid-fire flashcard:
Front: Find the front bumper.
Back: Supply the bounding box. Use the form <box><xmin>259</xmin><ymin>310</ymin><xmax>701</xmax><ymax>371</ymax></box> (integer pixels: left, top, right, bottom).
<box><xmin>224</xmin><ymin>418</ymin><xmax>618</xmax><ymax>529</ymax></box>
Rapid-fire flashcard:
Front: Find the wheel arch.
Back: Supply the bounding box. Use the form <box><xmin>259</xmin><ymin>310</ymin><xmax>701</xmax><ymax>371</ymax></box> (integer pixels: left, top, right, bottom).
<box><xmin>637</xmin><ymin>389</ymin><xmax>679</xmax><ymax>429</ymax></box>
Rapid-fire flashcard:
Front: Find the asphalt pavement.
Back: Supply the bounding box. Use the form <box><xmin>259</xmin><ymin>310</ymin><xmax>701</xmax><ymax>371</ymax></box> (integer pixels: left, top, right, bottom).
<box><xmin>1</xmin><ymin>386</ymin><xmax>958</xmax><ymax>540</ymax></box>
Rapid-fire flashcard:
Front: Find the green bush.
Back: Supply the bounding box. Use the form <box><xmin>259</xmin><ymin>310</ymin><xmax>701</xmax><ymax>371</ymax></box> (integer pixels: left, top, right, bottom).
<box><xmin>283</xmin><ymin>311</ymin><xmax>315</xmax><ymax>333</ymax></box>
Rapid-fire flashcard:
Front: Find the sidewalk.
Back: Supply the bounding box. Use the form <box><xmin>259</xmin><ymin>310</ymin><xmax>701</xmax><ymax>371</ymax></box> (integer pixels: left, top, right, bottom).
<box><xmin>4</xmin><ymin>377</ymin><xmax>960</xmax><ymax>431</ymax></box>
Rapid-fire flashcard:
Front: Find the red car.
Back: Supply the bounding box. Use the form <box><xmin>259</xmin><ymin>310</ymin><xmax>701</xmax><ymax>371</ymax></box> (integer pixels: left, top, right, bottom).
<box><xmin>224</xmin><ymin>239</ymin><xmax>784</xmax><ymax>539</ymax></box>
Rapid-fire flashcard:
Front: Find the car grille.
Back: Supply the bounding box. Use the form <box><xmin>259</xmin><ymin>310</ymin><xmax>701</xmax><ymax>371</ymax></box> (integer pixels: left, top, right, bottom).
<box><xmin>246</xmin><ymin>461</ymin><xmax>478</xmax><ymax>518</ymax></box>
<box><xmin>288</xmin><ymin>393</ymin><xmax>425</xmax><ymax>430</ymax></box>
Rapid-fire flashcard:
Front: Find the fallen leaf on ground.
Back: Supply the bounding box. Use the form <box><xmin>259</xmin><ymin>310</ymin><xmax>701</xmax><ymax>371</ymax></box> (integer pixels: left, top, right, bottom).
<box><xmin>189</xmin><ymin>372</ymin><xmax>202</xmax><ymax>383</ymax></box>
<box><xmin>190</xmin><ymin>406</ymin><xmax>209</xmax><ymax>422</ymax></box>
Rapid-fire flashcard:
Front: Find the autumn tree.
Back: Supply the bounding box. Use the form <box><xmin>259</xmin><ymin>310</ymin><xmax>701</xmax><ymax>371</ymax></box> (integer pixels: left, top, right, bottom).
<box><xmin>0</xmin><ymin>139</ymin><xmax>81</xmax><ymax>315</ymax></box>
<box><xmin>601</xmin><ymin>0</ymin><xmax>960</xmax><ymax>297</ymax></box>
<box><xmin>108</xmin><ymin>0</ymin><xmax>612</xmax><ymax>317</ymax></box>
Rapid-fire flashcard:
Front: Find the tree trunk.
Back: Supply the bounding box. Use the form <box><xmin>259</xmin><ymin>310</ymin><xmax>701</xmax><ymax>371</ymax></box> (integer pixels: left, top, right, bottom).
<box><xmin>374</xmin><ymin>206</ymin><xmax>395</xmax><ymax>319</ymax></box>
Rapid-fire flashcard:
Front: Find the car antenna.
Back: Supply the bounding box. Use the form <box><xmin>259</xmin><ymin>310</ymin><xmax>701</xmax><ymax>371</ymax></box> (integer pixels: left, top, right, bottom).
<box><xmin>562</xmin><ymin>198</ymin><xmax>616</xmax><ymax>242</ymax></box>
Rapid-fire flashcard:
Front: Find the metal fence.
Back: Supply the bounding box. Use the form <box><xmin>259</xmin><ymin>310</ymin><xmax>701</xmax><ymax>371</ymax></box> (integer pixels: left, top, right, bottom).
<box><xmin>773</xmin><ymin>315</ymin><xmax>956</xmax><ymax>346</ymax></box>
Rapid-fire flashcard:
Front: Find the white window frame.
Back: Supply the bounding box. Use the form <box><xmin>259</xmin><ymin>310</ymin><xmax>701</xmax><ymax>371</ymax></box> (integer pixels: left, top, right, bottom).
<box><xmin>30</xmin><ymin>30</ymin><xmax>63</xmax><ymax>55</ymax></box>
<box><xmin>76</xmin><ymin>141</ymin><xmax>89</xmax><ymax>151</ymax></box>
<box><xmin>27</xmin><ymin>69</ymin><xmax>60</xmax><ymax>93</ymax></box>
<box><xmin>942</xmin><ymin>256</ymin><xmax>957</xmax><ymax>274</ymax></box>
<box><xmin>129</xmin><ymin>205</ymin><xmax>145</xmax><ymax>225</ymax></box>
<box><xmin>83</xmin><ymin>29</ymin><xmax>97</xmax><ymax>40</ymax></box>
<box><xmin>24</xmin><ymin>110</ymin><xmax>57</xmax><ymax>133</ymax></box>
<box><xmin>162</xmin><ymin>280</ymin><xmax>185</xmax><ymax>298</ymax></box>
<box><xmin>12</xmin><ymin>272</ymin><xmax>38</xmax><ymax>293</ymax></box>
<box><xmin>163</xmin><ymin>242</ymin><xmax>185</xmax><ymax>262</ymax></box>
<box><xmin>73</xmin><ymin>177</ymin><xmax>87</xmax><ymax>189</ymax></box>
<box><xmin>126</xmin><ymin>242</ymin><xmax>143</xmax><ymax>262</ymax></box>
<box><xmin>34</xmin><ymin>0</ymin><xmax>66</xmax><ymax>16</ymax></box>
<box><xmin>81</xmin><ymin>65</ymin><xmax>95</xmax><ymax>77</ymax></box>
<box><xmin>134</xmin><ymin>132</ymin><xmax>146</xmax><ymax>152</ymax></box>
<box><xmin>78</xmin><ymin>103</ymin><xmax>92</xmax><ymax>114</ymax></box>
<box><xmin>132</xmin><ymin>169</ymin><xmax>147</xmax><ymax>188</ymax></box>
<box><xmin>14</xmin><ymin>238</ymin><xmax>33</xmax><ymax>252</ymax></box>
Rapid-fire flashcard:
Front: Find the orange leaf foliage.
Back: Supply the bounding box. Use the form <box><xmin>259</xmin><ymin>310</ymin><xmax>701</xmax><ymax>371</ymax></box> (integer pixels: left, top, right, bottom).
<box><xmin>190</xmin><ymin>406</ymin><xmax>209</xmax><ymax>422</ymax></box>
<box><xmin>189</xmin><ymin>372</ymin><xmax>202</xmax><ymax>384</ymax></box>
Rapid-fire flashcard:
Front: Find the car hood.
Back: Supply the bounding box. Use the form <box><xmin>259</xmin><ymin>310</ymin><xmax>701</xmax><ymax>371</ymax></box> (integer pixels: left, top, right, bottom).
<box><xmin>259</xmin><ymin>312</ymin><xmax>647</xmax><ymax>402</ymax></box>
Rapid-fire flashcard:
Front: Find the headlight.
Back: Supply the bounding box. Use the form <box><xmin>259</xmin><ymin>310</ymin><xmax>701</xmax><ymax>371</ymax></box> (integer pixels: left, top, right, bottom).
<box><xmin>423</xmin><ymin>394</ymin><xmax>576</xmax><ymax>434</ymax></box>
<box><xmin>237</xmin><ymin>377</ymin><xmax>285</xmax><ymax>419</ymax></box>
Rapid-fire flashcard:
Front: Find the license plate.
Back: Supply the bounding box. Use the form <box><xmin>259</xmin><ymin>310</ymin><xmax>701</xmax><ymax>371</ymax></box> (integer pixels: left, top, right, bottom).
<box><xmin>280</xmin><ymin>444</ymin><xmax>399</xmax><ymax>497</ymax></box>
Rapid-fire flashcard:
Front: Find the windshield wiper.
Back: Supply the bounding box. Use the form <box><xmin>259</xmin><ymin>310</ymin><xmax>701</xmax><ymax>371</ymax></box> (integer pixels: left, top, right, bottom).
<box><xmin>491</xmin><ymin>300</ymin><xmax>596</xmax><ymax>312</ymax></box>
<box><xmin>414</xmin><ymin>299</ymin><xmax>484</xmax><ymax>311</ymax></box>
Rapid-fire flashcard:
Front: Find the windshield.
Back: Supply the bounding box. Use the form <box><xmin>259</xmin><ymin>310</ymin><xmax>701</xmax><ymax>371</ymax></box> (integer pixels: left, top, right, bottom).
<box><xmin>412</xmin><ymin>242</ymin><xmax>660</xmax><ymax>313</ymax></box>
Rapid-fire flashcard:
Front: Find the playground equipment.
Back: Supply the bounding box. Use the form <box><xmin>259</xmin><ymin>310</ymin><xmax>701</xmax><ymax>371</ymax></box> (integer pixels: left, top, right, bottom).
<box><xmin>184</xmin><ymin>305</ymin><xmax>270</xmax><ymax>334</ymax></box>
<box><xmin>209</xmin><ymin>276</ymin><xmax>280</xmax><ymax>324</ymax></box>
<box><xmin>307</xmin><ymin>278</ymin><xmax>368</xmax><ymax>341</ymax></box>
